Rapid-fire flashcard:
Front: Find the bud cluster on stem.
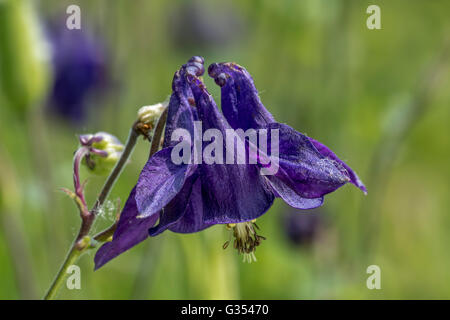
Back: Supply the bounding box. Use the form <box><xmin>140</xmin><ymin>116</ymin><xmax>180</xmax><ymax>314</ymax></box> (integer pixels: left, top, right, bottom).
<box><xmin>44</xmin><ymin>102</ymin><xmax>168</xmax><ymax>300</ymax></box>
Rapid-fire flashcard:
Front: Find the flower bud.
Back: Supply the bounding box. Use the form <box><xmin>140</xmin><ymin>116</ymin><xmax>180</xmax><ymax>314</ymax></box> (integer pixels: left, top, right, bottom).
<box><xmin>137</xmin><ymin>102</ymin><xmax>167</xmax><ymax>127</ymax></box>
<box><xmin>79</xmin><ymin>132</ymin><xmax>124</xmax><ymax>176</ymax></box>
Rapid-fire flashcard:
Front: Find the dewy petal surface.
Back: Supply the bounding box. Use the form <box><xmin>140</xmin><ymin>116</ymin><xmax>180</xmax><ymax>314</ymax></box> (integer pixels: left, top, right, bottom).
<box><xmin>94</xmin><ymin>187</ymin><xmax>159</xmax><ymax>270</ymax></box>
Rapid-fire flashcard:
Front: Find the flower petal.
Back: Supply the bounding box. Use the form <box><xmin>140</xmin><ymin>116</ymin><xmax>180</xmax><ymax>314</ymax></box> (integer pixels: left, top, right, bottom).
<box><xmin>266</xmin><ymin>175</ymin><xmax>324</xmax><ymax>209</ymax></box>
<box><xmin>94</xmin><ymin>187</ymin><xmax>159</xmax><ymax>270</ymax></box>
<box><xmin>193</xmin><ymin>82</ymin><xmax>275</xmax><ymax>223</ymax></box>
<box><xmin>208</xmin><ymin>62</ymin><xmax>274</xmax><ymax>130</ymax></box>
<box><xmin>308</xmin><ymin>137</ymin><xmax>367</xmax><ymax>194</ymax></box>
<box><xmin>163</xmin><ymin>70</ymin><xmax>197</xmax><ymax>147</ymax></box>
<box><xmin>168</xmin><ymin>178</ymin><xmax>213</xmax><ymax>233</ymax></box>
<box><xmin>209</xmin><ymin>62</ymin><xmax>365</xmax><ymax>197</ymax></box>
<box><xmin>199</xmin><ymin>163</ymin><xmax>275</xmax><ymax>224</ymax></box>
<box><xmin>149</xmin><ymin>175</ymin><xmax>213</xmax><ymax>236</ymax></box>
<box><xmin>265</xmin><ymin>122</ymin><xmax>350</xmax><ymax>198</ymax></box>
<box><xmin>135</xmin><ymin>147</ymin><xmax>197</xmax><ymax>218</ymax></box>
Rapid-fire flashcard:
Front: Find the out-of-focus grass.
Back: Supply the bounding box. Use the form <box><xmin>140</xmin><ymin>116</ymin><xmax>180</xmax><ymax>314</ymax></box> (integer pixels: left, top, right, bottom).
<box><xmin>0</xmin><ymin>0</ymin><xmax>450</xmax><ymax>299</ymax></box>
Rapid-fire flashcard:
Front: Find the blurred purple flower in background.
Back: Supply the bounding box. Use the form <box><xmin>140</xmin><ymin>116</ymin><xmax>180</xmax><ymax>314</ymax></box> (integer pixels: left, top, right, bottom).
<box><xmin>283</xmin><ymin>208</ymin><xmax>325</xmax><ymax>247</ymax></box>
<box><xmin>46</xmin><ymin>22</ymin><xmax>107</xmax><ymax>125</ymax></box>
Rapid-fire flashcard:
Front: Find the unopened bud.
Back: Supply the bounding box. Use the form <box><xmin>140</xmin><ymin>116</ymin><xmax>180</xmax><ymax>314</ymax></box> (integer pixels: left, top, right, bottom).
<box><xmin>137</xmin><ymin>102</ymin><xmax>167</xmax><ymax>127</ymax></box>
<box><xmin>79</xmin><ymin>132</ymin><xmax>124</xmax><ymax>176</ymax></box>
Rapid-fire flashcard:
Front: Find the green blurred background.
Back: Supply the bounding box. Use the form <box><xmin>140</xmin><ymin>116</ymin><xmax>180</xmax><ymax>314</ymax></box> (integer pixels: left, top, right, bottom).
<box><xmin>1</xmin><ymin>0</ymin><xmax>450</xmax><ymax>299</ymax></box>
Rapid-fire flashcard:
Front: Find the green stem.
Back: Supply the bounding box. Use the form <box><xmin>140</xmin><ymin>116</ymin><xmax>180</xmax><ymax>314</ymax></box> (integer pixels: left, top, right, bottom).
<box><xmin>43</xmin><ymin>237</ymin><xmax>89</xmax><ymax>300</ymax></box>
<box><xmin>149</xmin><ymin>106</ymin><xmax>168</xmax><ymax>157</ymax></box>
<box><xmin>43</xmin><ymin>126</ymin><xmax>140</xmax><ymax>300</ymax></box>
<box><xmin>43</xmin><ymin>103</ymin><xmax>168</xmax><ymax>299</ymax></box>
<box><xmin>95</xmin><ymin>125</ymin><xmax>140</xmax><ymax>210</ymax></box>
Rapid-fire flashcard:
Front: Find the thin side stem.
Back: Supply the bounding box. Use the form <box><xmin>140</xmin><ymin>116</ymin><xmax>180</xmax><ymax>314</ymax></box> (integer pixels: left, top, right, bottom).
<box><xmin>95</xmin><ymin>126</ymin><xmax>140</xmax><ymax>211</ymax></box>
<box><xmin>149</xmin><ymin>107</ymin><xmax>168</xmax><ymax>157</ymax></box>
<box><xmin>72</xmin><ymin>147</ymin><xmax>90</xmax><ymax>217</ymax></box>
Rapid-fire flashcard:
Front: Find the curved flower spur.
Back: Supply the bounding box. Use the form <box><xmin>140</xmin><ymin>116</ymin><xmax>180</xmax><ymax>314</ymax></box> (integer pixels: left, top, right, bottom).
<box><xmin>208</xmin><ymin>62</ymin><xmax>367</xmax><ymax>205</ymax></box>
<box><xmin>94</xmin><ymin>57</ymin><xmax>366</xmax><ymax>269</ymax></box>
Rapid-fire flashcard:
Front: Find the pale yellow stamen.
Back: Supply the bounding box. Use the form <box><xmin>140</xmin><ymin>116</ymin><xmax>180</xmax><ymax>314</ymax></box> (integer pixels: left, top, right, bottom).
<box><xmin>223</xmin><ymin>220</ymin><xmax>265</xmax><ymax>263</ymax></box>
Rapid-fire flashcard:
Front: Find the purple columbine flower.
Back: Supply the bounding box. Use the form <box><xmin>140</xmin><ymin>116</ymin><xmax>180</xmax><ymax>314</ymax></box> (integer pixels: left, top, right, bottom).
<box><xmin>95</xmin><ymin>57</ymin><xmax>274</xmax><ymax>268</ymax></box>
<box><xmin>208</xmin><ymin>62</ymin><xmax>367</xmax><ymax>207</ymax></box>
<box><xmin>94</xmin><ymin>57</ymin><xmax>366</xmax><ymax>269</ymax></box>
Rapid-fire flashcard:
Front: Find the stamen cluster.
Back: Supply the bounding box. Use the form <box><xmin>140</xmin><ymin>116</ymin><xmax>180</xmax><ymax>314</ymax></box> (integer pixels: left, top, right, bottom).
<box><xmin>223</xmin><ymin>221</ymin><xmax>266</xmax><ymax>263</ymax></box>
